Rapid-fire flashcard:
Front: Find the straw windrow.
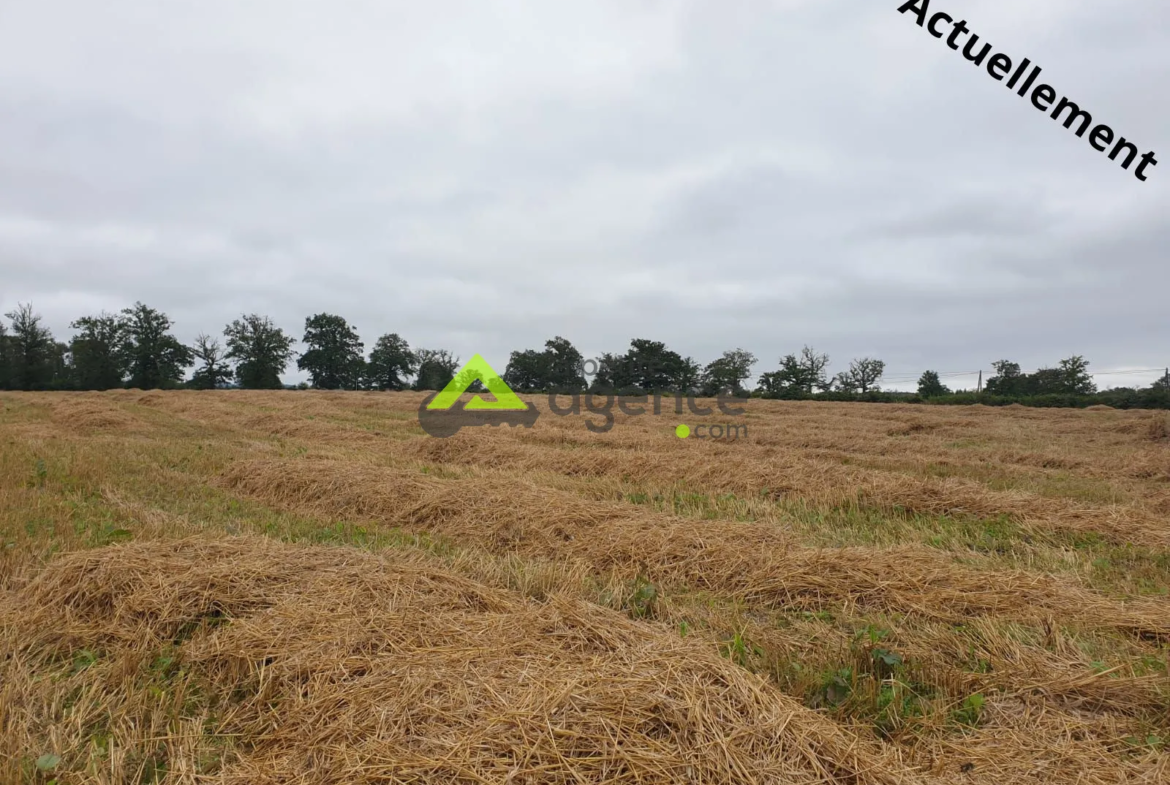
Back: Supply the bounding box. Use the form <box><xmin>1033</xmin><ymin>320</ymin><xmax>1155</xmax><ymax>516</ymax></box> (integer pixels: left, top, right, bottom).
<box><xmin>2</xmin><ymin>538</ymin><xmax>917</xmax><ymax>784</ymax></box>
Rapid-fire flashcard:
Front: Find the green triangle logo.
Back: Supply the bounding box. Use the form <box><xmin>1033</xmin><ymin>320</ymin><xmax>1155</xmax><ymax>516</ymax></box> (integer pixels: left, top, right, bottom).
<box><xmin>426</xmin><ymin>354</ymin><xmax>528</xmax><ymax>410</ymax></box>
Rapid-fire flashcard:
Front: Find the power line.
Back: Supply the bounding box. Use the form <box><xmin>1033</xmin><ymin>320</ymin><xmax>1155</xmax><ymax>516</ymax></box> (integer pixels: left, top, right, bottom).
<box><xmin>881</xmin><ymin>371</ymin><xmax>981</xmax><ymax>382</ymax></box>
<box><xmin>880</xmin><ymin>367</ymin><xmax>1165</xmax><ymax>383</ymax></box>
<box><xmin>1089</xmin><ymin>367</ymin><xmax>1166</xmax><ymax>376</ymax></box>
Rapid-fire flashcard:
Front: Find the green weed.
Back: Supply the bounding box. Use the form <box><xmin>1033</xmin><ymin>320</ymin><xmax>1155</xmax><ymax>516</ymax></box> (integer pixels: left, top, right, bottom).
<box><xmin>952</xmin><ymin>692</ymin><xmax>985</xmax><ymax>728</ymax></box>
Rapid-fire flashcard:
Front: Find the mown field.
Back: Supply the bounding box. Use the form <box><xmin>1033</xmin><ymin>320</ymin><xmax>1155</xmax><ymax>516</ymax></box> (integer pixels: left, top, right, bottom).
<box><xmin>1</xmin><ymin>390</ymin><xmax>1168</xmax><ymax>784</ymax></box>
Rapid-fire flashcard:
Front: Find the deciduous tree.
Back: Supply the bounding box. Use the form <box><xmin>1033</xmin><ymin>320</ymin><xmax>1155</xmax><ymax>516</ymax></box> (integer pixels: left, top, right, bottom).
<box><xmin>298</xmin><ymin>313</ymin><xmax>365</xmax><ymax>390</ymax></box>
<box><xmin>0</xmin><ymin>322</ymin><xmax>9</xmax><ymax>390</ymax></box>
<box><xmin>986</xmin><ymin>357</ymin><xmax>1096</xmax><ymax>396</ymax></box>
<box><xmin>702</xmin><ymin>349</ymin><xmax>757</xmax><ymax>396</ymax></box>
<box><xmin>591</xmin><ymin>339</ymin><xmax>689</xmax><ymax>393</ymax></box>
<box><xmin>224</xmin><ymin>314</ymin><xmax>295</xmax><ymax>389</ymax></box>
<box><xmin>413</xmin><ymin>348</ymin><xmax>460</xmax><ymax>391</ymax></box>
<box><xmin>675</xmin><ymin>356</ymin><xmax>702</xmax><ymax>394</ymax></box>
<box><xmin>503</xmin><ymin>349</ymin><xmax>546</xmax><ymax>392</ymax></box>
<box><xmin>1057</xmin><ymin>355</ymin><xmax>1096</xmax><ymax>395</ymax></box>
<box><xmin>190</xmin><ymin>334</ymin><xmax>232</xmax><ymax>389</ymax></box>
<box><xmin>917</xmin><ymin>370</ymin><xmax>951</xmax><ymax>398</ymax></box>
<box><xmin>4</xmin><ymin>303</ymin><xmax>58</xmax><ymax>390</ymax></box>
<box><xmin>504</xmin><ymin>336</ymin><xmax>587</xmax><ymax>393</ymax></box>
<box><xmin>758</xmin><ymin>346</ymin><xmax>830</xmax><ymax>397</ymax></box>
<box><xmin>831</xmin><ymin>371</ymin><xmax>858</xmax><ymax>394</ymax></box>
<box><xmin>985</xmin><ymin>360</ymin><xmax>1025</xmax><ymax>396</ymax></box>
<box><xmin>542</xmin><ymin>336</ymin><xmax>587</xmax><ymax>392</ymax></box>
<box><xmin>366</xmin><ymin>333</ymin><xmax>416</xmax><ymax>391</ymax></box>
<box><xmin>842</xmin><ymin>357</ymin><xmax>885</xmax><ymax>394</ymax></box>
<box><xmin>626</xmin><ymin>339</ymin><xmax>687</xmax><ymax>392</ymax></box>
<box><xmin>121</xmin><ymin>303</ymin><xmax>192</xmax><ymax>389</ymax></box>
<box><xmin>69</xmin><ymin>312</ymin><xmax>130</xmax><ymax>390</ymax></box>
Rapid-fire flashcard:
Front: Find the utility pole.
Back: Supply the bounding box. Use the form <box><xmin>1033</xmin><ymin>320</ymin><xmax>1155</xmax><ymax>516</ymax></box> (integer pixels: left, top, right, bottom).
<box><xmin>977</xmin><ymin>370</ymin><xmax>982</xmax><ymax>395</ymax></box>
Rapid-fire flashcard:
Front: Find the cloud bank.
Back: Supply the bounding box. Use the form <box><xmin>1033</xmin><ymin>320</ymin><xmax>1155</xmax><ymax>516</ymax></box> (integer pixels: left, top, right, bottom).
<box><xmin>1</xmin><ymin>0</ymin><xmax>1166</xmax><ymax>389</ymax></box>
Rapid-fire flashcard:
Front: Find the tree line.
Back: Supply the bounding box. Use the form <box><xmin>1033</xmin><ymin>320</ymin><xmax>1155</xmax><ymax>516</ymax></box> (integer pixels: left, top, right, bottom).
<box><xmin>0</xmin><ymin>303</ymin><xmax>442</xmax><ymax>393</ymax></box>
<box><xmin>1</xmin><ymin>302</ymin><xmax>1167</xmax><ymax>408</ymax></box>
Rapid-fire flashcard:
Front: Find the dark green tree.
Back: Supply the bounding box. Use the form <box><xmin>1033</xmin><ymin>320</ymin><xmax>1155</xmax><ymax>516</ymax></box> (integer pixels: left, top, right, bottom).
<box><xmin>413</xmin><ymin>348</ymin><xmax>460</xmax><ymax>391</ymax></box>
<box><xmin>985</xmin><ymin>360</ymin><xmax>1025</xmax><ymax>396</ymax></box>
<box><xmin>1057</xmin><ymin>356</ymin><xmax>1096</xmax><ymax>395</ymax></box>
<box><xmin>4</xmin><ymin>303</ymin><xmax>58</xmax><ymax>390</ymax></box>
<box><xmin>503</xmin><ymin>348</ymin><xmax>547</xmax><ymax>392</ymax></box>
<box><xmin>986</xmin><ymin>357</ymin><xmax>1096</xmax><ymax>397</ymax></box>
<box><xmin>590</xmin><ymin>352</ymin><xmax>629</xmax><ymax>392</ymax></box>
<box><xmin>626</xmin><ymin>339</ymin><xmax>687</xmax><ymax>392</ymax></box>
<box><xmin>366</xmin><ymin>333</ymin><xmax>416</xmax><ymax>391</ymax></box>
<box><xmin>224</xmin><ymin>314</ymin><xmax>296</xmax><ymax>389</ymax></box>
<box><xmin>69</xmin><ymin>312</ymin><xmax>130</xmax><ymax>390</ymax></box>
<box><xmin>297</xmin><ymin>313</ymin><xmax>365</xmax><ymax>390</ymax></box>
<box><xmin>121</xmin><ymin>303</ymin><xmax>192</xmax><ymax>389</ymax></box>
<box><xmin>47</xmin><ymin>341</ymin><xmax>70</xmax><ymax>389</ymax></box>
<box><xmin>701</xmin><ymin>349</ymin><xmax>757</xmax><ymax>396</ymax></box>
<box><xmin>839</xmin><ymin>357</ymin><xmax>885</xmax><ymax>394</ymax></box>
<box><xmin>0</xmin><ymin>322</ymin><xmax>12</xmax><ymax>390</ymax></box>
<box><xmin>589</xmin><ymin>339</ymin><xmax>689</xmax><ymax>393</ymax></box>
<box><xmin>1027</xmin><ymin>367</ymin><xmax>1064</xmax><ymax>394</ymax></box>
<box><xmin>831</xmin><ymin>370</ymin><xmax>858</xmax><ymax>394</ymax></box>
<box><xmin>190</xmin><ymin>333</ymin><xmax>232</xmax><ymax>389</ymax></box>
<box><xmin>675</xmin><ymin>356</ymin><xmax>702</xmax><ymax>394</ymax></box>
<box><xmin>758</xmin><ymin>346</ymin><xmax>830</xmax><ymax>397</ymax></box>
<box><xmin>917</xmin><ymin>370</ymin><xmax>951</xmax><ymax>398</ymax></box>
<box><xmin>542</xmin><ymin>336</ymin><xmax>587</xmax><ymax>392</ymax></box>
<box><xmin>503</xmin><ymin>336</ymin><xmax>586</xmax><ymax>393</ymax></box>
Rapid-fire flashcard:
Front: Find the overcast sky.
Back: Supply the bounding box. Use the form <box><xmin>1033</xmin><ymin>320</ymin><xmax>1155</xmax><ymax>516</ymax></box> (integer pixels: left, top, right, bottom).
<box><xmin>1</xmin><ymin>0</ymin><xmax>1166</xmax><ymax>390</ymax></box>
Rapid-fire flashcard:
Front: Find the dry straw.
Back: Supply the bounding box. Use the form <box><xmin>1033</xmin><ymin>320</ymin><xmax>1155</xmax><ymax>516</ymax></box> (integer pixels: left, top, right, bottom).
<box><xmin>3</xmin><ymin>390</ymin><xmax>1168</xmax><ymax>784</ymax></box>
<box><xmin>220</xmin><ymin>458</ymin><xmax>1170</xmax><ymax>638</ymax></box>
<box><xmin>2</xmin><ymin>537</ymin><xmax>915</xmax><ymax>784</ymax></box>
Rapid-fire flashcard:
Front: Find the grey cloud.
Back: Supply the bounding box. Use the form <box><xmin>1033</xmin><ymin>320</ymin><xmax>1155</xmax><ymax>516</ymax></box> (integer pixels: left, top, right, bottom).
<box><xmin>0</xmin><ymin>0</ymin><xmax>1166</xmax><ymax>390</ymax></box>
